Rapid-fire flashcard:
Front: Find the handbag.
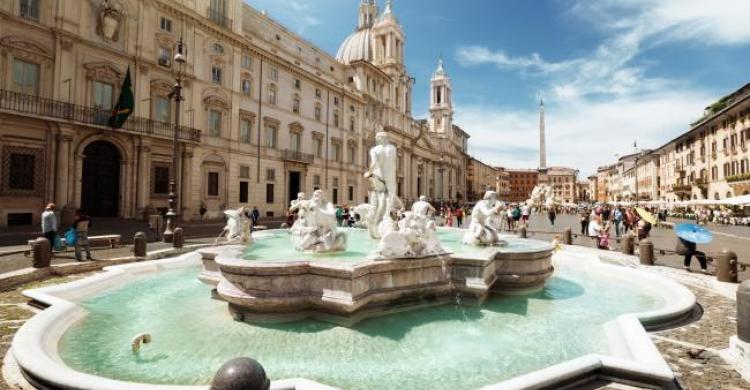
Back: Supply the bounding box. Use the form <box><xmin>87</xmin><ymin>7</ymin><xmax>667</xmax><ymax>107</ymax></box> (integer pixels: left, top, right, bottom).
<box><xmin>65</xmin><ymin>228</ymin><xmax>77</xmax><ymax>246</ymax></box>
<box><xmin>53</xmin><ymin>232</ymin><xmax>63</xmax><ymax>252</ymax></box>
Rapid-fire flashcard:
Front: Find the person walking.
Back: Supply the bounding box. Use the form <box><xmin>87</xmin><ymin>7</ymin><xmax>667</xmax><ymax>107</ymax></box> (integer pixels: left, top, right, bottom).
<box><xmin>547</xmin><ymin>206</ymin><xmax>557</xmax><ymax>227</ymax></box>
<box><xmin>41</xmin><ymin>203</ymin><xmax>57</xmax><ymax>256</ymax></box>
<box><xmin>454</xmin><ymin>207</ymin><xmax>464</xmax><ymax>227</ymax></box>
<box><xmin>521</xmin><ymin>203</ymin><xmax>530</xmax><ymax>226</ymax></box>
<box><xmin>506</xmin><ymin>205</ymin><xmax>515</xmax><ymax>231</ymax></box>
<box><xmin>613</xmin><ymin>206</ymin><xmax>624</xmax><ymax>238</ymax></box>
<box><xmin>636</xmin><ymin>217</ymin><xmax>652</xmax><ymax>241</ymax></box>
<box><xmin>445</xmin><ymin>208</ymin><xmax>453</xmax><ymax>227</ymax></box>
<box><xmin>676</xmin><ymin>237</ymin><xmax>709</xmax><ymax>274</ymax></box>
<box><xmin>250</xmin><ymin>206</ymin><xmax>260</xmax><ymax>227</ymax></box>
<box><xmin>335</xmin><ymin>205</ymin><xmax>344</xmax><ymax>227</ymax></box>
<box><xmin>73</xmin><ymin>209</ymin><xmax>93</xmax><ymax>261</ymax></box>
<box><xmin>579</xmin><ymin>208</ymin><xmax>590</xmax><ymax>236</ymax></box>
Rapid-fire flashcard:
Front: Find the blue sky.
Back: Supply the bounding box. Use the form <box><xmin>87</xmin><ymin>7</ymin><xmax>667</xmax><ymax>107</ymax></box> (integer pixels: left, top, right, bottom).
<box><xmin>246</xmin><ymin>0</ymin><xmax>750</xmax><ymax>176</ymax></box>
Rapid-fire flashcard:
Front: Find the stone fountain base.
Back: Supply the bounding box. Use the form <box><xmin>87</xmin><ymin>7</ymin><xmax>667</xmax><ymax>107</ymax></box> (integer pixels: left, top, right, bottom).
<box><xmin>198</xmin><ymin>236</ymin><xmax>554</xmax><ymax>326</ymax></box>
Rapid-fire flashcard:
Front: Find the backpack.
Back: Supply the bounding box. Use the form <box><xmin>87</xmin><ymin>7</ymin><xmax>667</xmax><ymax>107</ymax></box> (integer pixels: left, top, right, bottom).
<box><xmin>512</xmin><ymin>208</ymin><xmax>521</xmax><ymax>219</ymax></box>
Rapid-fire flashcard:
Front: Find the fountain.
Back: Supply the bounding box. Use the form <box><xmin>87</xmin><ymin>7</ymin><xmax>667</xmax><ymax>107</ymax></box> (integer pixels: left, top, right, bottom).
<box><xmin>8</xmin><ymin>132</ymin><xmax>697</xmax><ymax>389</ymax></box>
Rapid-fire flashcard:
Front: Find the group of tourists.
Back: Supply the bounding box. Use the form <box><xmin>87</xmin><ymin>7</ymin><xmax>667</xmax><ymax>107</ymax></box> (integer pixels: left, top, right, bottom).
<box><xmin>578</xmin><ymin>204</ymin><xmax>654</xmax><ymax>251</ymax></box>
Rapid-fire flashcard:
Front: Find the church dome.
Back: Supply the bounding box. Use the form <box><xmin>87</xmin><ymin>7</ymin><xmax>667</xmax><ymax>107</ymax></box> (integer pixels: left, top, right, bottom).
<box><xmin>336</xmin><ymin>28</ymin><xmax>372</xmax><ymax>65</ymax></box>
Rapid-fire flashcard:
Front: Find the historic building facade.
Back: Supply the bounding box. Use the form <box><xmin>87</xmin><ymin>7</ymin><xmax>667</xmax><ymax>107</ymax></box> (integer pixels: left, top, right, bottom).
<box><xmin>0</xmin><ymin>0</ymin><xmax>469</xmax><ymax>227</ymax></box>
<box><xmin>545</xmin><ymin>166</ymin><xmax>579</xmax><ymax>204</ymax></box>
<box><xmin>507</xmin><ymin>169</ymin><xmax>538</xmax><ymax>203</ymax></box>
<box><xmin>592</xmin><ymin>83</ymin><xmax>750</xmax><ymax>204</ymax></box>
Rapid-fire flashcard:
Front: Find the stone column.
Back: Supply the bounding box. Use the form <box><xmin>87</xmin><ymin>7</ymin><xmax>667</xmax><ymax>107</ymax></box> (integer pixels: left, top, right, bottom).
<box><xmin>55</xmin><ymin>134</ymin><xmax>72</xmax><ymax>206</ymax></box>
<box><xmin>136</xmin><ymin>145</ymin><xmax>150</xmax><ymax>215</ymax></box>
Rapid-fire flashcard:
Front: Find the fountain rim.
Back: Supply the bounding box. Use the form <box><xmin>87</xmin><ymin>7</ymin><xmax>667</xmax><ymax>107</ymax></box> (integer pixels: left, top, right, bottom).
<box><xmin>10</xmin><ymin>246</ymin><xmax>695</xmax><ymax>390</ymax></box>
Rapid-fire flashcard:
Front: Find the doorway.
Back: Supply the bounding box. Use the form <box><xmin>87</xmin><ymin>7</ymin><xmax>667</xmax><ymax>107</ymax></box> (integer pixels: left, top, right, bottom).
<box><xmin>81</xmin><ymin>141</ymin><xmax>120</xmax><ymax>217</ymax></box>
<box><xmin>288</xmin><ymin>171</ymin><xmax>301</xmax><ymax>206</ymax></box>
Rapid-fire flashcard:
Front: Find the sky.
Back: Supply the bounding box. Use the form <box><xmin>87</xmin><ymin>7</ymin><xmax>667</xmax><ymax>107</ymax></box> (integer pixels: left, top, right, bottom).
<box><xmin>246</xmin><ymin>0</ymin><xmax>750</xmax><ymax>177</ymax></box>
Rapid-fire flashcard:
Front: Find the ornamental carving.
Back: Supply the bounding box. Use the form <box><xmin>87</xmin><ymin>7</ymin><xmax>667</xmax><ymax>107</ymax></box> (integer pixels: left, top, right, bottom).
<box><xmin>0</xmin><ymin>36</ymin><xmax>52</xmax><ymax>63</ymax></box>
<box><xmin>150</xmin><ymin>79</ymin><xmax>173</xmax><ymax>96</ymax></box>
<box><xmin>83</xmin><ymin>62</ymin><xmax>123</xmax><ymax>84</ymax></box>
<box><xmin>239</xmin><ymin>110</ymin><xmax>256</xmax><ymax>120</ymax></box>
<box><xmin>96</xmin><ymin>0</ymin><xmax>124</xmax><ymax>43</ymax></box>
<box><xmin>202</xmin><ymin>95</ymin><xmax>228</xmax><ymax>110</ymax></box>
<box><xmin>288</xmin><ymin>121</ymin><xmax>304</xmax><ymax>133</ymax></box>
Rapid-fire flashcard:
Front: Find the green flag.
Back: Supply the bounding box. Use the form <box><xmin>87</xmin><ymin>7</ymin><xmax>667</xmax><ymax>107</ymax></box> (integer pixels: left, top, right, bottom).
<box><xmin>109</xmin><ymin>66</ymin><xmax>134</xmax><ymax>129</ymax></box>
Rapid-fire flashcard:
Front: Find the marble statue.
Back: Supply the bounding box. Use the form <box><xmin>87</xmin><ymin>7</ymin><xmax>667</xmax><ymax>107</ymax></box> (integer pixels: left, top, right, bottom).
<box><xmin>216</xmin><ymin>207</ymin><xmax>253</xmax><ymax>244</ymax></box>
<box><xmin>363</xmin><ymin>131</ymin><xmax>399</xmax><ymax>239</ymax></box>
<box><xmin>288</xmin><ymin>190</ymin><xmax>346</xmax><ymax>252</ymax></box>
<box><xmin>411</xmin><ymin>195</ymin><xmax>437</xmax><ymax>230</ymax></box>
<box><xmin>373</xmin><ymin>209</ymin><xmax>447</xmax><ymax>259</ymax></box>
<box><xmin>527</xmin><ymin>184</ymin><xmax>557</xmax><ymax>209</ymax></box>
<box><xmin>463</xmin><ymin>191</ymin><xmax>506</xmax><ymax>246</ymax></box>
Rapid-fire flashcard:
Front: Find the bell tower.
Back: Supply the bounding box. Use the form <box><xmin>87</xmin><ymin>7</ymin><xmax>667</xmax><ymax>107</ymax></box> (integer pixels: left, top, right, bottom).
<box><xmin>430</xmin><ymin>58</ymin><xmax>453</xmax><ymax>135</ymax></box>
<box><xmin>358</xmin><ymin>0</ymin><xmax>376</xmax><ymax>29</ymax></box>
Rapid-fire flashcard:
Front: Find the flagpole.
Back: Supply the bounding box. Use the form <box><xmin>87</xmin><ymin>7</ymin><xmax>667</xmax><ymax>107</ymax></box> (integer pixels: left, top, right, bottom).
<box><xmin>164</xmin><ymin>38</ymin><xmax>187</xmax><ymax>243</ymax></box>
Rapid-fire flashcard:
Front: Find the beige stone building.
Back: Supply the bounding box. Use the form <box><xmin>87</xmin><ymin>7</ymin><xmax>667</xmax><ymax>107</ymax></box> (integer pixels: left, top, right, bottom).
<box><xmin>0</xmin><ymin>0</ymin><xmax>469</xmax><ymax>227</ymax></box>
<box><xmin>466</xmin><ymin>158</ymin><xmax>503</xmax><ymax>201</ymax></box>
<box><xmin>545</xmin><ymin>166</ymin><xmax>578</xmax><ymax>204</ymax></box>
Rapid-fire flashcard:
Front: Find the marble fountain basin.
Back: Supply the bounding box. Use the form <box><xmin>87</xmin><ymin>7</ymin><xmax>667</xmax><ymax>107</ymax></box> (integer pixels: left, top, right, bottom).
<box><xmin>197</xmin><ymin>228</ymin><xmax>556</xmax><ymax>325</ymax></box>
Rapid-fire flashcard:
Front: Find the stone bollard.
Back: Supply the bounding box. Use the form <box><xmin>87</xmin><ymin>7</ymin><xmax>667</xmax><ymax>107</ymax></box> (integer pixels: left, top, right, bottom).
<box><xmin>173</xmin><ymin>227</ymin><xmax>184</xmax><ymax>249</ymax></box>
<box><xmin>563</xmin><ymin>227</ymin><xmax>572</xmax><ymax>245</ymax></box>
<box><xmin>639</xmin><ymin>239</ymin><xmax>654</xmax><ymax>265</ymax></box>
<box><xmin>518</xmin><ymin>227</ymin><xmax>527</xmax><ymax>239</ymax></box>
<box><xmin>133</xmin><ymin>232</ymin><xmax>147</xmax><ymax>259</ymax></box>
<box><xmin>621</xmin><ymin>235</ymin><xmax>634</xmax><ymax>256</ymax></box>
<box><xmin>716</xmin><ymin>250</ymin><xmax>738</xmax><ymax>283</ymax></box>
<box><xmin>30</xmin><ymin>237</ymin><xmax>51</xmax><ymax>268</ymax></box>
<box><xmin>210</xmin><ymin>357</ymin><xmax>270</xmax><ymax>390</ymax></box>
<box><xmin>738</xmin><ymin>280</ymin><xmax>750</xmax><ymax>343</ymax></box>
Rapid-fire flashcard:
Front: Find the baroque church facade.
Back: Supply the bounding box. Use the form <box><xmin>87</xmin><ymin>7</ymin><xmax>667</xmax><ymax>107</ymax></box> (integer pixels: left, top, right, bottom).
<box><xmin>0</xmin><ymin>0</ymin><xmax>469</xmax><ymax>227</ymax></box>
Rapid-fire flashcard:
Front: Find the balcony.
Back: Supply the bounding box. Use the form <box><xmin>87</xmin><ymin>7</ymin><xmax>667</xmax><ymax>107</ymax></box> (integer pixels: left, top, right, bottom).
<box><xmin>282</xmin><ymin>149</ymin><xmax>314</xmax><ymax>164</ymax></box>
<box><xmin>0</xmin><ymin>89</ymin><xmax>201</xmax><ymax>142</ymax></box>
<box><xmin>672</xmin><ymin>184</ymin><xmax>692</xmax><ymax>195</ymax></box>
<box><xmin>207</xmin><ymin>8</ymin><xmax>232</xmax><ymax>29</ymax></box>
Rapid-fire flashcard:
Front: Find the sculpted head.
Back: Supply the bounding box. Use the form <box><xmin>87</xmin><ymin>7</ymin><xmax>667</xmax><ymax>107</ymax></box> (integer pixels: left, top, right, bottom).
<box><xmin>375</xmin><ymin>131</ymin><xmax>389</xmax><ymax>145</ymax></box>
<box><xmin>297</xmin><ymin>192</ymin><xmax>306</xmax><ymax>200</ymax></box>
<box><xmin>312</xmin><ymin>189</ymin><xmax>326</xmax><ymax>204</ymax></box>
<box><xmin>419</xmin><ymin>195</ymin><xmax>428</xmax><ymax>202</ymax></box>
<box><xmin>483</xmin><ymin>191</ymin><xmax>498</xmax><ymax>201</ymax></box>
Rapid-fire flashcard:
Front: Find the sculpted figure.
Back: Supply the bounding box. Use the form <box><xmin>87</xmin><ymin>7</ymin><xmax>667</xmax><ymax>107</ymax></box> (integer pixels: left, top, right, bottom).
<box><xmin>364</xmin><ymin>132</ymin><xmax>399</xmax><ymax>239</ymax></box>
<box><xmin>411</xmin><ymin>195</ymin><xmax>436</xmax><ymax>230</ymax></box>
<box><xmin>372</xmin><ymin>197</ymin><xmax>447</xmax><ymax>259</ymax></box>
<box><xmin>463</xmin><ymin>191</ymin><xmax>506</xmax><ymax>246</ymax></box>
<box><xmin>97</xmin><ymin>0</ymin><xmax>123</xmax><ymax>42</ymax></box>
<box><xmin>216</xmin><ymin>207</ymin><xmax>252</xmax><ymax>244</ymax></box>
<box><xmin>289</xmin><ymin>190</ymin><xmax>346</xmax><ymax>252</ymax></box>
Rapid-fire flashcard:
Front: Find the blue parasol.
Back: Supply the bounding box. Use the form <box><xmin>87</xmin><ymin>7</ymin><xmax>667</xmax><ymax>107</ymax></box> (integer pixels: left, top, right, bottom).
<box><xmin>675</xmin><ymin>223</ymin><xmax>713</xmax><ymax>244</ymax></box>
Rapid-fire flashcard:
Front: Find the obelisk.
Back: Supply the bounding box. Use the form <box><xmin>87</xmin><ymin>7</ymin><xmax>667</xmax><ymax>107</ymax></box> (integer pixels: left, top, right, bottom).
<box><xmin>539</xmin><ymin>98</ymin><xmax>547</xmax><ymax>170</ymax></box>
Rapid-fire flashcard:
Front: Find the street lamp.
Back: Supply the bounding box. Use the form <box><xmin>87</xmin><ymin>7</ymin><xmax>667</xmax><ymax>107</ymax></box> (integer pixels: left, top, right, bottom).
<box><xmin>163</xmin><ymin>38</ymin><xmax>187</xmax><ymax>243</ymax></box>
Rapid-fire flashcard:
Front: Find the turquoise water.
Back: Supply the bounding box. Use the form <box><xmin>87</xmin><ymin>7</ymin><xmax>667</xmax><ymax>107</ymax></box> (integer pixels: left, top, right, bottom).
<box><xmin>242</xmin><ymin>228</ymin><xmax>551</xmax><ymax>263</ymax></box>
<box><xmin>58</xmin><ymin>263</ymin><xmax>663</xmax><ymax>389</ymax></box>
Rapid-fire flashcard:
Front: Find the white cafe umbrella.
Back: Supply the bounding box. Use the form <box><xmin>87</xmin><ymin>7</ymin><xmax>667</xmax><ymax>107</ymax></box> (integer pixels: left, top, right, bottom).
<box><xmin>721</xmin><ymin>194</ymin><xmax>750</xmax><ymax>206</ymax></box>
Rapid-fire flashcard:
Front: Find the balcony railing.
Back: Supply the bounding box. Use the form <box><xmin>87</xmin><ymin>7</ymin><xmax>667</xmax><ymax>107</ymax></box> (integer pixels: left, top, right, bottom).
<box><xmin>207</xmin><ymin>8</ymin><xmax>232</xmax><ymax>29</ymax></box>
<box><xmin>282</xmin><ymin>149</ymin><xmax>314</xmax><ymax>164</ymax></box>
<box><xmin>0</xmin><ymin>89</ymin><xmax>201</xmax><ymax>142</ymax></box>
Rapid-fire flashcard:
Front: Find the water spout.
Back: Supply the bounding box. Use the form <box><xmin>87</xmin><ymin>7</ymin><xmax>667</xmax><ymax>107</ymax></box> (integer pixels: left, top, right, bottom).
<box><xmin>131</xmin><ymin>333</ymin><xmax>151</xmax><ymax>353</ymax></box>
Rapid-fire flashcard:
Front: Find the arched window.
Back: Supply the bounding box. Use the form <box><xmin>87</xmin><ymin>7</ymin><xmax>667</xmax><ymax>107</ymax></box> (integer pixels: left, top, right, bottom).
<box><xmin>726</xmin><ymin>191</ymin><xmax>733</xmax><ymax>199</ymax></box>
<box><xmin>711</xmin><ymin>166</ymin><xmax>718</xmax><ymax>180</ymax></box>
<box><xmin>714</xmin><ymin>192</ymin><xmax>720</xmax><ymax>200</ymax></box>
<box><xmin>314</xmin><ymin>103</ymin><xmax>322</xmax><ymax>121</ymax></box>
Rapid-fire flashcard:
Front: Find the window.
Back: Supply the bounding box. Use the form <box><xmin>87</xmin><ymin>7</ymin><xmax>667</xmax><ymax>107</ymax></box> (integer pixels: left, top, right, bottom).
<box><xmin>315</xmin><ymin>88</ymin><xmax>322</xmax><ymax>98</ymax></box>
<box><xmin>207</xmin><ymin>172</ymin><xmax>219</xmax><ymax>197</ymax></box>
<box><xmin>153</xmin><ymin>166</ymin><xmax>170</xmax><ymax>194</ymax></box>
<box><xmin>332</xmin><ymin>188</ymin><xmax>338</xmax><ymax>204</ymax></box>
<box><xmin>348</xmin><ymin>145</ymin><xmax>355</xmax><ymax>163</ymax></box>
<box><xmin>20</xmin><ymin>0</ymin><xmax>39</xmax><ymax>21</ymax></box>
<box><xmin>294</xmin><ymin>79</ymin><xmax>301</xmax><ymax>89</ymax></box>
<box><xmin>292</xmin><ymin>95</ymin><xmax>300</xmax><ymax>113</ymax></box>
<box><xmin>160</xmin><ymin>17</ymin><xmax>172</xmax><ymax>32</ymax></box>
<box><xmin>348</xmin><ymin>186</ymin><xmax>354</xmax><ymax>201</ymax></box>
<box><xmin>154</xmin><ymin>96</ymin><xmax>170</xmax><ymax>122</ymax></box>
<box><xmin>240</xmin><ymin>119</ymin><xmax>252</xmax><ymax>143</ymax></box>
<box><xmin>12</xmin><ymin>59</ymin><xmax>39</xmax><ymax>95</ymax></box>
<box><xmin>332</xmin><ymin>143</ymin><xmax>341</xmax><ymax>162</ymax></box>
<box><xmin>267</xmin><ymin>85</ymin><xmax>277</xmax><ymax>105</ymax></box>
<box><xmin>266</xmin><ymin>168</ymin><xmax>275</xmax><ymax>181</ymax></box>
<box><xmin>241</xmin><ymin>54</ymin><xmax>252</xmax><ymax>69</ymax></box>
<box><xmin>313</xmin><ymin>137</ymin><xmax>322</xmax><ymax>158</ymax></box>
<box><xmin>212</xmin><ymin>66</ymin><xmax>222</xmax><ymax>85</ymax></box>
<box><xmin>158</xmin><ymin>46</ymin><xmax>172</xmax><ymax>67</ymax></box>
<box><xmin>333</xmin><ymin>177</ymin><xmax>339</xmax><ymax>187</ymax></box>
<box><xmin>313</xmin><ymin>175</ymin><xmax>321</xmax><ymax>186</ymax></box>
<box><xmin>7</xmin><ymin>153</ymin><xmax>35</xmax><ymax>190</ymax></box>
<box><xmin>290</xmin><ymin>132</ymin><xmax>301</xmax><ymax>152</ymax></box>
<box><xmin>333</xmin><ymin>96</ymin><xmax>339</xmax><ymax>106</ymax></box>
<box><xmin>314</xmin><ymin>104</ymin><xmax>322</xmax><ymax>121</ymax></box>
<box><xmin>241</xmin><ymin>79</ymin><xmax>252</xmax><ymax>96</ymax></box>
<box><xmin>239</xmin><ymin>181</ymin><xmax>249</xmax><ymax>203</ymax></box>
<box><xmin>239</xmin><ymin>165</ymin><xmax>250</xmax><ymax>179</ymax></box>
<box><xmin>93</xmin><ymin>81</ymin><xmax>114</xmax><ymax>110</ymax></box>
<box><xmin>269</xmin><ymin>67</ymin><xmax>278</xmax><ymax>81</ymax></box>
<box><xmin>265</xmin><ymin>124</ymin><xmax>277</xmax><ymax>148</ymax></box>
<box><xmin>266</xmin><ymin>183</ymin><xmax>274</xmax><ymax>203</ymax></box>
<box><xmin>208</xmin><ymin>109</ymin><xmax>222</xmax><ymax>137</ymax></box>
<box><xmin>349</xmin><ymin>116</ymin><xmax>355</xmax><ymax>131</ymax></box>
<box><xmin>333</xmin><ymin>111</ymin><xmax>339</xmax><ymax>127</ymax></box>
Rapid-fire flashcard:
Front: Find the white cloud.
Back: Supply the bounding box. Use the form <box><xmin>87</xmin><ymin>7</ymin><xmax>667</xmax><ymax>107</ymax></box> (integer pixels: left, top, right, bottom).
<box><xmin>454</xmin><ymin>0</ymin><xmax>750</xmax><ymax>176</ymax></box>
<box><xmin>248</xmin><ymin>0</ymin><xmax>322</xmax><ymax>34</ymax></box>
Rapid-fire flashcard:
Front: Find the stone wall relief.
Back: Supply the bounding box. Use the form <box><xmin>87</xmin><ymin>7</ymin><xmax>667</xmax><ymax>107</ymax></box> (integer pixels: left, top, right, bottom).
<box><xmin>95</xmin><ymin>0</ymin><xmax>125</xmax><ymax>43</ymax></box>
